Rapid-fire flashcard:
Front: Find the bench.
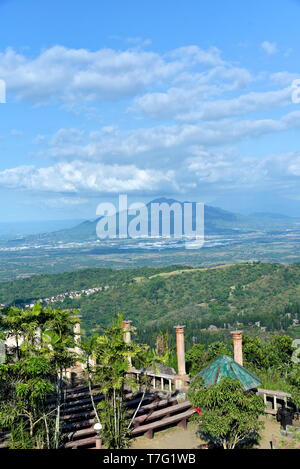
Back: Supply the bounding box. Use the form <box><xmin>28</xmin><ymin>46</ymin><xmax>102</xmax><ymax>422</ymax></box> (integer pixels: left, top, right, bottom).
<box><xmin>62</xmin><ymin>397</ymin><xmax>178</xmax><ymax>427</ymax></box>
<box><xmin>47</xmin><ymin>386</ymin><xmax>102</xmax><ymax>404</ymax></box>
<box><xmin>133</xmin><ymin>401</ymin><xmax>192</xmax><ymax>427</ymax></box>
<box><xmin>62</xmin><ymin>393</ymin><xmax>156</xmax><ymax>421</ymax></box>
<box><xmin>62</xmin><ymin>394</ymin><xmax>159</xmax><ymax>442</ymax></box>
<box><xmin>65</xmin><ymin>436</ymin><xmax>97</xmax><ymax>449</ymax></box>
<box><xmin>65</xmin><ymin>426</ymin><xmax>97</xmax><ymax>441</ymax></box>
<box><xmin>64</xmin><ymin>406</ymin><xmax>195</xmax><ymax>445</ymax></box>
<box><xmin>62</xmin><ymin>418</ymin><xmax>95</xmax><ymax>432</ymax></box>
<box><xmin>60</xmin><ymin>394</ymin><xmax>104</xmax><ymax>415</ymax></box>
<box><xmin>131</xmin><ymin>408</ymin><xmax>195</xmax><ymax>439</ymax></box>
<box><xmin>128</xmin><ymin>397</ymin><xmax>178</xmax><ymax>418</ymax></box>
<box><xmin>63</xmin><ymin>398</ymin><xmax>180</xmax><ymax>436</ymax></box>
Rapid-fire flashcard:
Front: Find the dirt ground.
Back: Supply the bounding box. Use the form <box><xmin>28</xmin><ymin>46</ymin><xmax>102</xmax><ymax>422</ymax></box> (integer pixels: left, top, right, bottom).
<box><xmin>131</xmin><ymin>422</ymin><xmax>201</xmax><ymax>449</ymax></box>
<box><xmin>131</xmin><ymin>416</ymin><xmax>282</xmax><ymax>450</ymax></box>
<box><xmin>257</xmin><ymin>416</ymin><xmax>281</xmax><ymax>449</ymax></box>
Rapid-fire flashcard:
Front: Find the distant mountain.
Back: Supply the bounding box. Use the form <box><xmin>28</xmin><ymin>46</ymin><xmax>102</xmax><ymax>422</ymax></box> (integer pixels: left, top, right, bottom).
<box><xmin>3</xmin><ymin>199</ymin><xmax>300</xmax><ymax>246</ymax></box>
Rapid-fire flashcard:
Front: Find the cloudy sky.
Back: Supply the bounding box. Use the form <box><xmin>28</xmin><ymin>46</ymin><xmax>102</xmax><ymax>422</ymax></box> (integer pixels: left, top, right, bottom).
<box><xmin>1</xmin><ymin>0</ymin><xmax>300</xmax><ymax>221</ymax></box>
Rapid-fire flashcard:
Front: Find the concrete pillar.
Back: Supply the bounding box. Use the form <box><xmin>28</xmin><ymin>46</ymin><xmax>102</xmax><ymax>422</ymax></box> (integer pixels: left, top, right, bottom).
<box><xmin>122</xmin><ymin>320</ymin><xmax>132</xmax><ymax>367</ymax></box>
<box><xmin>175</xmin><ymin>325</ymin><xmax>187</xmax><ymax>376</ymax></box>
<box><xmin>263</xmin><ymin>393</ymin><xmax>267</xmax><ymax>407</ymax></box>
<box><xmin>231</xmin><ymin>330</ymin><xmax>243</xmax><ymax>366</ymax></box>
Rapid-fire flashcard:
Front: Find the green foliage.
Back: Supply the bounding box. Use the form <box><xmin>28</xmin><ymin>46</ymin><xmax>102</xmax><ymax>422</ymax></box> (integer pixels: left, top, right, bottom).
<box><xmin>188</xmin><ymin>377</ymin><xmax>265</xmax><ymax>449</ymax></box>
<box><xmin>207</xmin><ymin>341</ymin><xmax>231</xmax><ymax>361</ymax></box>
<box><xmin>0</xmin><ymin>356</ymin><xmax>56</xmax><ymax>449</ymax></box>
<box><xmin>92</xmin><ymin>314</ymin><xmax>145</xmax><ymax>449</ymax></box>
<box><xmin>155</xmin><ymin>331</ymin><xmax>172</xmax><ymax>365</ymax></box>
<box><xmin>186</xmin><ymin>344</ymin><xmax>206</xmax><ymax>375</ymax></box>
<box><xmin>243</xmin><ymin>334</ymin><xmax>294</xmax><ymax>370</ymax></box>
<box><xmin>286</xmin><ymin>365</ymin><xmax>300</xmax><ymax>408</ymax></box>
<box><xmin>0</xmin><ymin>304</ymin><xmax>77</xmax><ymax>449</ymax></box>
<box><xmin>186</xmin><ymin>341</ymin><xmax>232</xmax><ymax>376</ymax></box>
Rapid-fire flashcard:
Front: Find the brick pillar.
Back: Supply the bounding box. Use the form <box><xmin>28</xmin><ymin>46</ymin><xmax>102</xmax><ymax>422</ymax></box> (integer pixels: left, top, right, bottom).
<box><xmin>231</xmin><ymin>330</ymin><xmax>243</xmax><ymax>366</ymax></box>
<box><xmin>175</xmin><ymin>325</ymin><xmax>186</xmax><ymax>375</ymax></box>
<box><xmin>122</xmin><ymin>320</ymin><xmax>132</xmax><ymax>367</ymax></box>
<box><xmin>174</xmin><ymin>325</ymin><xmax>188</xmax><ymax>390</ymax></box>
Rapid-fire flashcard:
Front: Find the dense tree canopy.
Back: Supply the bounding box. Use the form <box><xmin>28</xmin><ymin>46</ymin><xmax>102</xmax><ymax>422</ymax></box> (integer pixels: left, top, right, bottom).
<box><xmin>188</xmin><ymin>376</ymin><xmax>265</xmax><ymax>449</ymax></box>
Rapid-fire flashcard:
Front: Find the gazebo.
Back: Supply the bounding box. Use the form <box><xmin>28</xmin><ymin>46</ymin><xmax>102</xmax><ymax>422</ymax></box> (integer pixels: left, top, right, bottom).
<box><xmin>198</xmin><ymin>354</ymin><xmax>261</xmax><ymax>391</ymax></box>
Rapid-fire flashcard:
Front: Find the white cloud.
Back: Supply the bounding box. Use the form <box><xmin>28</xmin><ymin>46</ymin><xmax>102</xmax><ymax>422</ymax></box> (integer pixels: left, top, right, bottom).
<box><xmin>50</xmin><ymin>128</ymin><xmax>84</xmax><ymax>146</ymax></box>
<box><xmin>37</xmin><ymin>111</ymin><xmax>300</xmax><ymax>165</ymax></box>
<box><xmin>261</xmin><ymin>41</ymin><xmax>278</xmax><ymax>55</ymax></box>
<box><xmin>2</xmin><ymin>42</ymin><xmax>300</xmax><ymax>206</ymax></box>
<box><xmin>270</xmin><ymin>71</ymin><xmax>300</xmax><ymax>87</ymax></box>
<box><xmin>0</xmin><ymin>45</ymin><xmax>225</xmax><ymax>105</ymax></box>
<box><xmin>184</xmin><ymin>149</ymin><xmax>300</xmax><ymax>191</ymax></box>
<box><xmin>132</xmin><ymin>66</ymin><xmax>254</xmax><ymax>120</ymax></box>
<box><xmin>3</xmin><ymin>148</ymin><xmax>300</xmax><ymax>200</ymax></box>
<box><xmin>168</xmin><ymin>45</ymin><xmax>224</xmax><ymax>67</ymax></box>
<box><xmin>0</xmin><ymin>160</ymin><xmax>178</xmax><ymax>194</ymax></box>
<box><xmin>135</xmin><ymin>86</ymin><xmax>292</xmax><ymax>122</ymax></box>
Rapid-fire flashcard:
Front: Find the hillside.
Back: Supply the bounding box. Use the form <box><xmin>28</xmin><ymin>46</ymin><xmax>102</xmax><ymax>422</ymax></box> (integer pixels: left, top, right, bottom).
<box><xmin>0</xmin><ymin>264</ymin><xmax>191</xmax><ymax>305</ymax></box>
<box><xmin>2</xmin><ymin>262</ymin><xmax>300</xmax><ymax>348</ymax></box>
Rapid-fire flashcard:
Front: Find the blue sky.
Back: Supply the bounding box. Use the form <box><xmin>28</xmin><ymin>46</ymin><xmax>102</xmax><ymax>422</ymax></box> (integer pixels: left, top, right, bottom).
<box><xmin>1</xmin><ymin>0</ymin><xmax>300</xmax><ymax>221</ymax></box>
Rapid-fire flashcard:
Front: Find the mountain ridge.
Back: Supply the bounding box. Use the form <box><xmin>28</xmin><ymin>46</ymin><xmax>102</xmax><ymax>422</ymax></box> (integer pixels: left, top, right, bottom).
<box><xmin>2</xmin><ymin>199</ymin><xmax>300</xmax><ymax>246</ymax></box>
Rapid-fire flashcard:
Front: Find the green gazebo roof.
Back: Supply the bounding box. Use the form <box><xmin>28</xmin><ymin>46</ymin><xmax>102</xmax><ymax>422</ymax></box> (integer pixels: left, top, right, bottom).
<box><xmin>198</xmin><ymin>355</ymin><xmax>261</xmax><ymax>391</ymax></box>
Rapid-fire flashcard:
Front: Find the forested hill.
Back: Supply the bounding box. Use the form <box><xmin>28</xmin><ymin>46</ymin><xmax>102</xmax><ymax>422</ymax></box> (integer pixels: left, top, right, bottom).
<box><xmin>2</xmin><ymin>262</ymin><xmax>300</xmax><ymax>347</ymax></box>
<box><xmin>0</xmin><ymin>265</ymin><xmax>191</xmax><ymax>305</ymax></box>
